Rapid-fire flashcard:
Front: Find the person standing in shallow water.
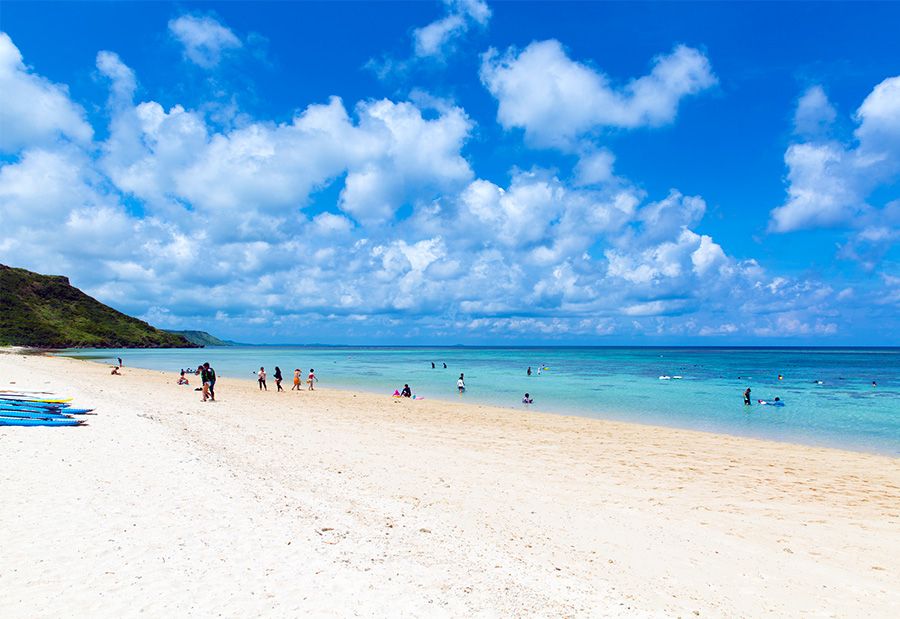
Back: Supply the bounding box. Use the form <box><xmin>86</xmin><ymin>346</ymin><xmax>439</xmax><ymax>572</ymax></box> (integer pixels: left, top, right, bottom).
<box><xmin>457</xmin><ymin>373</ymin><xmax>465</xmax><ymax>393</ymax></box>
<box><xmin>743</xmin><ymin>387</ymin><xmax>751</xmax><ymax>405</ymax></box>
<box><xmin>258</xmin><ymin>367</ymin><xmax>267</xmax><ymax>391</ymax></box>
<box><xmin>274</xmin><ymin>366</ymin><xmax>284</xmax><ymax>392</ymax></box>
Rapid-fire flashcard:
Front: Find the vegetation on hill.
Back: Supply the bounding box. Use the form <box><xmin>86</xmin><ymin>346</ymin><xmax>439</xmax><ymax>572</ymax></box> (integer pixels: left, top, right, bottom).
<box><xmin>0</xmin><ymin>264</ymin><xmax>198</xmax><ymax>348</ymax></box>
<box><xmin>165</xmin><ymin>330</ymin><xmax>236</xmax><ymax>347</ymax></box>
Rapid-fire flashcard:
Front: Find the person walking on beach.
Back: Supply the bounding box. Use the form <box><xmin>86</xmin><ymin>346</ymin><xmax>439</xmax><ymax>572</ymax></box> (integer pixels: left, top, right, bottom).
<box><xmin>274</xmin><ymin>366</ymin><xmax>284</xmax><ymax>392</ymax></box>
<box><xmin>457</xmin><ymin>373</ymin><xmax>465</xmax><ymax>394</ymax></box>
<box><xmin>743</xmin><ymin>387</ymin><xmax>751</xmax><ymax>405</ymax></box>
<box><xmin>204</xmin><ymin>362</ymin><xmax>216</xmax><ymax>401</ymax></box>
<box><xmin>258</xmin><ymin>367</ymin><xmax>267</xmax><ymax>391</ymax></box>
<box><xmin>307</xmin><ymin>368</ymin><xmax>317</xmax><ymax>390</ymax></box>
<box><xmin>292</xmin><ymin>368</ymin><xmax>301</xmax><ymax>390</ymax></box>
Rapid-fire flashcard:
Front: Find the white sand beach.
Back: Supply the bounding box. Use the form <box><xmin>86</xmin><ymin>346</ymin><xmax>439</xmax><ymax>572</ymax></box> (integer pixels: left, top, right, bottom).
<box><xmin>1</xmin><ymin>351</ymin><xmax>898</xmax><ymax>617</ymax></box>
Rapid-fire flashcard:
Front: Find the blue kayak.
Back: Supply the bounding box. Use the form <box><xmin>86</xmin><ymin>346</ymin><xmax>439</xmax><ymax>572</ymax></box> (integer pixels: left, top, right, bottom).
<box><xmin>0</xmin><ymin>409</ymin><xmax>72</xmax><ymax>419</ymax></box>
<box><xmin>0</xmin><ymin>398</ymin><xmax>71</xmax><ymax>409</ymax></box>
<box><xmin>0</xmin><ymin>405</ymin><xmax>93</xmax><ymax>415</ymax></box>
<box><xmin>0</xmin><ymin>416</ymin><xmax>83</xmax><ymax>427</ymax></box>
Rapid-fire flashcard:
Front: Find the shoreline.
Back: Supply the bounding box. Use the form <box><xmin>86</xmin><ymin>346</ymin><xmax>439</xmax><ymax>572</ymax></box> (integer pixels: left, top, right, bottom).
<box><xmin>2</xmin><ymin>352</ymin><xmax>898</xmax><ymax>616</ymax></box>
<box><xmin>55</xmin><ymin>348</ymin><xmax>899</xmax><ymax>457</ymax></box>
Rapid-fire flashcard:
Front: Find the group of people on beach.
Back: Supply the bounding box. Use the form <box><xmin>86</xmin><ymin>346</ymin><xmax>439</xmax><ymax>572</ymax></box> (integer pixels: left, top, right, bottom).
<box><xmin>176</xmin><ymin>363</ymin><xmax>217</xmax><ymax>401</ymax></box>
<box><xmin>257</xmin><ymin>367</ymin><xmax>317</xmax><ymax>392</ymax></box>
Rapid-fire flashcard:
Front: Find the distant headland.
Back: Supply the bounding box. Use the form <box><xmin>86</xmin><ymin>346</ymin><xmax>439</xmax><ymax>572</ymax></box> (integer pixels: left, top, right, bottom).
<box><xmin>0</xmin><ymin>264</ymin><xmax>224</xmax><ymax>349</ymax></box>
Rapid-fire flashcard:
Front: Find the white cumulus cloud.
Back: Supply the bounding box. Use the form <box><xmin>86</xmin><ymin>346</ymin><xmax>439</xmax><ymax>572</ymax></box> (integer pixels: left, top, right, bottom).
<box><xmin>480</xmin><ymin>39</ymin><xmax>716</xmax><ymax>149</ymax></box>
<box><xmin>413</xmin><ymin>0</ymin><xmax>491</xmax><ymax>60</ymax></box>
<box><xmin>0</xmin><ymin>33</ymin><xmax>92</xmax><ymax>152</ymax></box>
<box><xmin>168</xmin><ymin>14</ymin><xmax>242</xmax><ymax>68</ymax></box>
<box><xmin>771</xmin><ymin>77</ymin><xmax>900</xmax><ymax>233</ymax></box>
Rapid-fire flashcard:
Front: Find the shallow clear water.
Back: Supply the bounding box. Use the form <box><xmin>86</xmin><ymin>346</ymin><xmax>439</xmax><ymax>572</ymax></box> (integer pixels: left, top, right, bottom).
<box><xmin>59</xmin><ymin>346</ymin><xmax>900</xmax><ymax>455</ymax></box>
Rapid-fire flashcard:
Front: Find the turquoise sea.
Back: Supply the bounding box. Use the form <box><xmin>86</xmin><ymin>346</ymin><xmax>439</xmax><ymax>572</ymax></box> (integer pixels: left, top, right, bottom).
<box><xmin>59</xmin><ymin>347</ymin><xmax>900</xmax><ymax>455</ymax></box>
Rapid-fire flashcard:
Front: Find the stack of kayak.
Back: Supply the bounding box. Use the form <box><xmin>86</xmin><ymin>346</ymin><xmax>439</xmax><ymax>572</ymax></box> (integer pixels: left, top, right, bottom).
<box><xmin>0</xmin><ymin>392</ymin><xmax>93</xmax><ymax>427</ymax></box>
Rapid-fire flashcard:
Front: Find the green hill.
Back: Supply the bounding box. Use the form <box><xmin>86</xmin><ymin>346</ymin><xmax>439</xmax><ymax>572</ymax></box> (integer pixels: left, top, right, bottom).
<box><xmin>165</xmin><ymin>330</ymin><xmax>236</xmax><ymax>347</ymax></box>
<box><xmin>0</xmin><ymin>264</ymin><xmax>198</xmax><ymax>349</ymax></box>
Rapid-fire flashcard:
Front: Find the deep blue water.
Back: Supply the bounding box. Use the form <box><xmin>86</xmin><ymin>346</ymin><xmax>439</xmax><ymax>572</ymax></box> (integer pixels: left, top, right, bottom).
<box><xmin>59</xmin><ymin>347</ymin><xmax>900</xmax><ymax>455</ymax></box>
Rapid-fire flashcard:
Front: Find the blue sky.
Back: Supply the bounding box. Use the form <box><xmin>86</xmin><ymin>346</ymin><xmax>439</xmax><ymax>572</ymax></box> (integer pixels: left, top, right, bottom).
<box><xmin>1</xmin><ymin>1</ymin><xmax>899</xmax><ymax>345</ymax></box>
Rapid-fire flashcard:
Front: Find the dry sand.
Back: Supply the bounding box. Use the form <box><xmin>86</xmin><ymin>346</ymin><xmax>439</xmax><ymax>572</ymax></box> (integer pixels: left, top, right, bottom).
<box><xmin>1</xmin><ymin>352</ymin><xmax>898</xmax><ymax>617</ymax></box>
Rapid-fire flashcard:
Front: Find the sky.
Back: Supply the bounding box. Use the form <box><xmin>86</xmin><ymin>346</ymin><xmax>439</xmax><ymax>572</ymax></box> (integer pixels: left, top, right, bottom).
<box><xmin>1</xmin><ymin>1</ymin><xmax>899</xmax><ymax>345</ymax></box>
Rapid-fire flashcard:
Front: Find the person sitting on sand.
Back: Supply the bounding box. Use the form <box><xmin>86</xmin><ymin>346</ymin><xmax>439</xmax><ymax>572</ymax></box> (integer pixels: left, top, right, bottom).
<box><xmin>522</xmin><ymin>393</ymin><xmax>533</xmax><ymax>405</ymax></box>
<box><xmin>401</xmin><ymin>384</ymin><xmax>411</xmax><ymax>398</ymax></box>
<box><xmin>110</xmin><ymin>366</ymin><xmax>121</xmax><ymax>375</ymax></box>
<box><xmin>177</xmin><ymin>370</ymin><xmax>189</xmax><ymax>385</ymax></box>
<box><xmin>307</xmin><ymin>368</ymin><xmax>317</xmax><ymax>390</ymax></box>
<box><xmin>274</xmin><ymin>366</ymin><xmax>284</xmax><ymax>392</ymax></box>
<box><xmin>258</xmin><ymin>367</ymin><xmax>267</xmax><ymax>391</ymax></box>
<box><xmin>292</xmin><ymin>369</ymin><xmax>301</xmax><ymax>391</ymax></box>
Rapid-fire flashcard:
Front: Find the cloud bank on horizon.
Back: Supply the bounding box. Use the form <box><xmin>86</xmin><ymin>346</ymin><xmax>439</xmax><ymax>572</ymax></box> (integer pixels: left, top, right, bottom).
<box><xmin>0</xmin><ymin>2</ymin><xmax>898</xmax><ymax>344</ymax></box>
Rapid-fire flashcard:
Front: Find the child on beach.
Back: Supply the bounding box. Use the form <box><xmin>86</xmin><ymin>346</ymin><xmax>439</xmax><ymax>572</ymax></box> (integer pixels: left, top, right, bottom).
<box><xmin>274</xmin><ymin>366</ymin><xmax>284</xmax><ymax>392</ymax></box>
<box><xmin>258</xmin><ymin>367</ymin><xmax>267</xmax><ymax>391</ymax></box>
<box><xmin>199</xmin><ymin>365</ymin><xmax>209</xmax><ymax>401</ymax></box>
<box><xmin>292</xmin><ymin>369</ymin><xmax>301</xmax><ymax>390</ymax></box>
<box><xmin>522</xmin><ymin>393</ymin><xmax>533</xmax><ymax>405</ymax></box>
<box><xmin>177</xmin><ymin>370</ymin><xmax>189</xmax><ymax>385</ymax></box>
<box><xmin>307</xmin><ymin>369</ymin><xmax>317</xmax><ymax>390</ymax></box>
<box><xmin>457</xmin><ymin>373</ymin><xmax>465</xmax><ymax>393</ymax></box>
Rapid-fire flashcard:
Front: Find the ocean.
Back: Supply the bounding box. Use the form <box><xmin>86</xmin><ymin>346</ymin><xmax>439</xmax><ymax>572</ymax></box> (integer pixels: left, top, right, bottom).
<box><xmin>59</xmin><ymin>346</ymin><xmax>900</xmax><ymax>455</ymax></box>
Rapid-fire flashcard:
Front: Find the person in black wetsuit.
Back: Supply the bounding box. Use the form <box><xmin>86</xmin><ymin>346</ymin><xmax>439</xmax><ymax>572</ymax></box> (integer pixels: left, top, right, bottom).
<box><xmin>743</xmin><ymin>388</ymin><xmax>752</xmax><ymax>405</ymax></box>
